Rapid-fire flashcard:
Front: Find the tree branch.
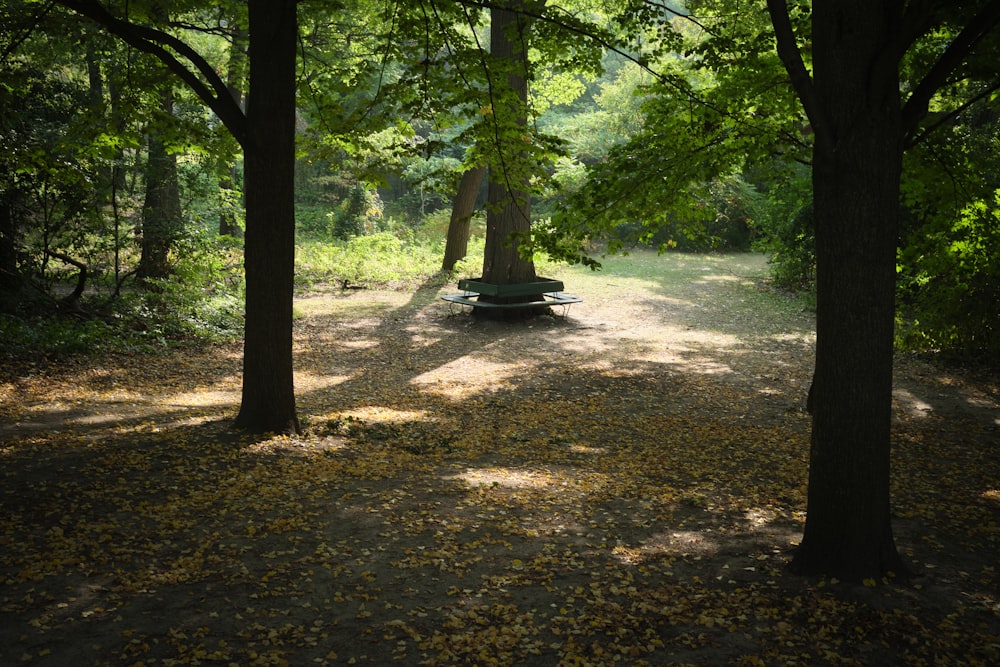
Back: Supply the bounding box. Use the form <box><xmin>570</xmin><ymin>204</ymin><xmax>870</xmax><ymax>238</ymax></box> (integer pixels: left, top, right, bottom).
<box><xmin>905</xmin><ymin>76</ymin><xmax>1000</xmax><ymax>149</ymax></box>
<box><xmin>901</xmin><ymin>0</ymin><xmax>1000</xmax><ymax>142</ymax></box>
<box><xmin>451</xmin><ymin>0</ymin><xmax>665</xmax><ymax>82</ymax></box>
<box><xmin>1</xmin><ymin>0</ymin><xmax>57</xmax><ymax>63</ymax></box>
<box><xmin>54</xmin><ymin>0</ymin><xmax>248</xmax><ymax>147</ymax></box>
<box><xmin>764</xmin><ymin>0</ymin><xmax>828</xmax><ymax>146</ymax></box>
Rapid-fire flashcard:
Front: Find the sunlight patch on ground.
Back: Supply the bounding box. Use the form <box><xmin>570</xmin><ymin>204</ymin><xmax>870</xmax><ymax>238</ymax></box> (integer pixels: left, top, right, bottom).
<box><xmin>984</xmin><ymin>490</ymin><xmax>1000</xmax><ymax>504</ymax></box>
<box><xmin>449</xmin><ymin>467</ymin><xmax>556</xmax><ymax>490</ymax></box>
<box><xmin>293</xmin><ymin>372</ymin><xmax>351</xmax><ymax>393</ymax></box>
<box><xmin>893</xmin><ymin>388</ymin><xmax>934</xmax><ymax>418</ymax></box>
<box><xmin>674</xmin><ymin>357</ymin><xmax>735</xmax><ymax>376</ymax></box>
<box><xmin>333</xmin><ymin>339</ymin><xmax>379</xmax><ymax>350</ymax></box>
<box><xmin>613</xmin><ymin>530</ymin><xmax>720</xmax><ymax>564</ymax></box>
<box><xmin>772</xmin><ymin>332</ymin><xmax>815</xmax><ymax>344</ymax></box>
<box><xmin>695</xmin><ymin>273</ymin><xmax>745</xmax><ymax>284</ymax></box>
<box><xmin>569</xmin><ymin>444</ymin><xmax>608</xmax><ymax>455</ymax></box>
<box><xmin>404</xmin><ymin>332</ymin><xmax>443</xmax><ymax>348</ymax></box>
<box><xmin>745</xmin><ymin>507</ymin><xmax>780</xmax><ymax>526</ymax></box>
<box><xmin>294</xmin><ymin>293</ymin><xmax>398</xmax><ymax>317</ymax></box>
<box><xmin>410</xmin><ymin>359</ymin><xmax>516</xmax><ymax>399</ymax></box>
<box><xmin>342</xmin><ymin>406</ymin><xmax>432</xmax><ymax>423</ymax></box>
<box><xmin>166</xmin><ymin>388</ymin><xmax>241</xmax><ymax>407</ymax></box>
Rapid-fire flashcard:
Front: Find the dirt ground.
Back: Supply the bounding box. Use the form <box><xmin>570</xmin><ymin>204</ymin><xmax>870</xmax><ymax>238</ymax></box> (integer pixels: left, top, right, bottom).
<box><xmin>1</xmin><ymin>252</ymin><xmax>998</xmax><ymax>666</ymax></box>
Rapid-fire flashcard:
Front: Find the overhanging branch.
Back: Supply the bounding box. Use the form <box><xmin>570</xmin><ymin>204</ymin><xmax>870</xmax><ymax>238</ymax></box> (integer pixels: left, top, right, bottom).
<box><xmin>901</xmin><ymin>0</ymin><xmax>1000</xmax><ymax>142</ymax></box>
<box><xmin>54</xmin><ymin>0</ymin><xmax>248</xmax><ymax>147</ymax></box>
<box><xmin>765</xmin><ymin>0</ymin><xmax>827</xmax><ymax>146</ymax></box>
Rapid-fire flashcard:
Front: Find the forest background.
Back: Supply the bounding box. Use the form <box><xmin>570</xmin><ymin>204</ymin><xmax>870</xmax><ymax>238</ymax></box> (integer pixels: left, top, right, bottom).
<box><xmin>2</xmin><ymin>0</ymin><xmax>996</xmax><ymax>366</ymax></box>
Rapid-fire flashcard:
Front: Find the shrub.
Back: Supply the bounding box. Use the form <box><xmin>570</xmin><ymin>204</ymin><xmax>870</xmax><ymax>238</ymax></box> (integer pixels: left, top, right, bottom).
<box><xmin>897</xmin><ymin>190</ymin><xmax>1000</xmax><ymax>362</ymax></box>
<box><xmin>296</xmin><ymin>231</ymin><xmax>453</xmax><ymax>290</ymax></box>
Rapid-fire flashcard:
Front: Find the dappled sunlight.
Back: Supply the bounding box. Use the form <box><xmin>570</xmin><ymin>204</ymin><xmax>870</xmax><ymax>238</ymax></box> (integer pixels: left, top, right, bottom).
<box><xmin>293</xmin><ymin>372</ymin><xmax>352</xmax><ymax>393</ymax></box>
<box><xmin>333</xmin><ymin>338</ymin><xmax>380</xmax><ymax>350</ymax></box>
<box><xmin>164</xmin><ymin>386</ymin><xmax>241</xmax><ymax>408</ymax></box>
<box><xmin>410</xmin><ymin>357</ymin><xmax>518</xmax><ymax>399</ymax></box>
<box><xmin>339</xmin><ymin>406</ymin><xmax>431</xmax><ymax>423</ymax></box>
<box><xmin>676</xmin><ymin>356</ymin><xmax>736</xmax><ymax>376</ymax></box>
<box><xmin>3</xmin><ymin>251</ymin><xmax>997</xmax><ymax>665</ymax></box>
<box><xmin>893</xmin><ymin>387</ymin><xmax>935</xmax><ymax>418</ymax></box>
<box><xmin>450</xmin><ymin>466</ymin><xmax>557</xmax><ymax>490</ymax></box>
<box><xmin>569</xmin><ymin>444</ymin><xmax>608</xmax><ymax>455</ymax></box>
<box><xmin>771</xmin><ymin>331</ymin><xmax>814</xmax><ymax>344</ymax></box>
<box><xmin>447</xmin><ymin>466</ymin><xmax>598</xmax><ymax>494</ymax></box>
<box><xmin>612</xmin><ymin>530</ymin><xmax>721</xmax><ymax>564</ymax></box>
<box><xmin>694</xmin><ymin>273</ymin><xmax>747</xmax><ymax>284</ymax></box>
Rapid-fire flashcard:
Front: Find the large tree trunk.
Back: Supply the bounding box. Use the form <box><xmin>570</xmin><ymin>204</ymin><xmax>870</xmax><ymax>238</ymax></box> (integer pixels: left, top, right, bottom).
<box><xmin>479</xmin><ymin>2</ymin><xmax>539</xmax><ymax>317</ymax></box>
<box><xmin>789</xmin><ymin>0</ymin><xmax>905</xmax><ymax>580</ymax></box>
<box><xmin>137</xmin><ymin>92</ymin><xmax>182</xmax><ymax>282</ymax></box>
<box><xmin>233</xmin><ymin>0</ymin><xmax>300</xmax><ymax>435</ymax></box>
<box><xmin>442</xmin><ymin>165</ymin><xmax>485</xmax><ymax>272</ymax></box>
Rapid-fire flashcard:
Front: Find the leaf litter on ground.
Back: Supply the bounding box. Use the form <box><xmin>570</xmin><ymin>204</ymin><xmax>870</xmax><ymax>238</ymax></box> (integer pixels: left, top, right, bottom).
<box><xmin>1</xmin><ymin>251</ymin><xmax>998</xmax><ymax>666</ymax></box>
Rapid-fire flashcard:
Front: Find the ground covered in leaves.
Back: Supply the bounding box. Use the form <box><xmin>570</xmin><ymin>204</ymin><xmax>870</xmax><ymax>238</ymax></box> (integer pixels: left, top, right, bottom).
<box><xmin>2</xmin><ymin>252</ymin><xmax>998</xmax><ymax>666</ymax></box>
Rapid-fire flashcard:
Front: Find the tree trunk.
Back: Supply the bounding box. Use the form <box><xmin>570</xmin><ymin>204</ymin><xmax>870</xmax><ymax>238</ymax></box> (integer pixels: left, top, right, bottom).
<box><xmin>233</xmin><ymin>0</ymin><xmax>300</xmax><ymax>435</ymax></box>
<box><xmin>220</xmin><ymin>26</ymin><xmax>247</xmax><ymax>239</ymax></box>
<box><xmin>0</xmin><ymin>198</ymin><xmax>19</xmax><ymax>292</ymax></box>
<box><xmin>789</xmin><ymin>0</ymin><xmax>905</xmax><ymax>580</ymax></box>
<box><xmin>479</xmin><ymin>2</ymin><xmax>539</xmax><ymax>318</ymax></box>
<box><xmin>137</xmin><ymin>92</ymin><xmax>182</xmax><ymax>282</ymax></box>
<box><xmin>442</xmin><ymin>165</ymin><xmax>485</xmax><ymax>272</ymax></box>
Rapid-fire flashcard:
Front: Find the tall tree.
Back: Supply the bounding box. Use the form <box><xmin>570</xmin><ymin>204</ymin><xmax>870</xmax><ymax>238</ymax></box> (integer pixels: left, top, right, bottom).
<box><xmin>766</xmin><ymin>0</ymin><xmax>1000</xmax><ymax>579</ymax></box>
<box><xmin>480</xmin><ymin>2</ymin><xmax>538</xmax><ymax>292</ymax></box>
<box><xmin>234</xmin><ymin>0</ymin><xmax>299</xmax><ymax>434</ymax></box>
<box><xmin>55</xmin><ymin>0</ymin><xmax>300</xmax><ymax>434</ymax></box>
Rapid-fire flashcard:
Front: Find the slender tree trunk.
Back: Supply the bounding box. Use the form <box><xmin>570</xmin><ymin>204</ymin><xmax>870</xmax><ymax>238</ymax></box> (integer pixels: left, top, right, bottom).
<box><xmin>789</xmin><ymin>0</ymin><xmax>905</xmax><ymax>580</ymax></box>
<box><xmin>0</xmin><ymin>198</ymin><xmax>19</xmax><ymax>291</ymax></box>
<box><xmin>234</xmin><ymin>0</ymin><xmax>300</xmax><ymax>435</ymax></box>
<box><xmin>84</xmin><ymin>35</ymin><xmax>115</xmax><ymax>202</ymax></box>
<box><xmin>442</xmin><ymin>165</ymin><xmax>485</xmax><ymax>272</ymax></box>
<box><xmin>137</xmin><ymin>92</ymin><xmax>182</xmax><ymax>281</ymax></box>
<box><xmin>479</xmin><ymin>2</ymin><xmax>538</xmax><ymax>317</ymax></box>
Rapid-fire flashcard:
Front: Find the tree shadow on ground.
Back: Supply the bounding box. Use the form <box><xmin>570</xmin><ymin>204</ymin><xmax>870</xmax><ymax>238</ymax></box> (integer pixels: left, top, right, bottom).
<box><xmin>1</xmin><ymin>258</ymin><xmax>998</xmax><ymax>665</ymax></box>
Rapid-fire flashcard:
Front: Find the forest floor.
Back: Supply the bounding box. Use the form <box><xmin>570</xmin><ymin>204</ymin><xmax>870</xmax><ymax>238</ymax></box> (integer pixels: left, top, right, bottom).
<box><xmin>1</xmin><ymin>251</ymin><xmax>998</xmax><ymax>666</ymax></box>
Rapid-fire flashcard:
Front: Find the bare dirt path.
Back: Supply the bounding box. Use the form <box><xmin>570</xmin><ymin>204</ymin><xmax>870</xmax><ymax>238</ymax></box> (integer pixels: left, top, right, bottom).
<box><xmin>2</xmin><ymin>251</ymin><xmax>998</xmax><ymax>666</ymax></box>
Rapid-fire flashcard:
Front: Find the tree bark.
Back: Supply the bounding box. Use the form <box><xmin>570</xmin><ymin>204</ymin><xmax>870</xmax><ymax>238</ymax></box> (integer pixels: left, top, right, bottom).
<box><xmin>442</xmin><ymin>165</ymin><xmax>485</xmax><ymax>272</ymax></box>
<box><xmin>233</xmin><ymin>0</ymin><xmax>300</xmax><ymax>435</ymax></box>
<box><xmin>478</xmin><ymin>2</ymin><xmax>539</xmax><ymax>318</ymax></box>
<box><xmin>787</xmin><ymin>0</ymin><xmax>905</xmax><ymax>580</ymax></box>
<box><xmin>137</xmin><ymin>92</ymin><xmax>182</xmax><ymax>282</ymax></box>
<box><xmin>220</xmin><ymin>25</ymin><xmax>247</xmax><ymax>239</ymax></box>
<box><xmin>0</xmin><ymin>199</ymin><xmax>20</xmax><ymax>292</ymax></box>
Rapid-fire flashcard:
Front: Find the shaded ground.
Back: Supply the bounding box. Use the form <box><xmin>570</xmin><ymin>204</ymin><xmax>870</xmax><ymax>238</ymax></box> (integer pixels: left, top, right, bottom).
<box><xmin>1</xmin><ymin>251</ymin><xmax>998</xmax><ymax>666</ymax></box>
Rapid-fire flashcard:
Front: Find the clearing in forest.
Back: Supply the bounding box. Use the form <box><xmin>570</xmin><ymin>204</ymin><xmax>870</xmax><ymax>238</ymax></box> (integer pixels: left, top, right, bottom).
<box><xmin>2</xmin><ymin>251</ymin><xmax>998</xmax><ymax>666</ymax></box>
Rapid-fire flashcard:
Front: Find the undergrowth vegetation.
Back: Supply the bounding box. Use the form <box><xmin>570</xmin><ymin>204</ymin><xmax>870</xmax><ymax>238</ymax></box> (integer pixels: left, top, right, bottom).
<box><xmin>0</xmin><ymin>227</ymin><xmax>574</xmax><ymax>361</ymax></box>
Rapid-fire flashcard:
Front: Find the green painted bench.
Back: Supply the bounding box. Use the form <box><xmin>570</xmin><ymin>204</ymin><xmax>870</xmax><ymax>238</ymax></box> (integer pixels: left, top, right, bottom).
<box><xmin>442</xmin><ymin>278</ymin><xmax>582</xmax><ymax>312</ymax></box>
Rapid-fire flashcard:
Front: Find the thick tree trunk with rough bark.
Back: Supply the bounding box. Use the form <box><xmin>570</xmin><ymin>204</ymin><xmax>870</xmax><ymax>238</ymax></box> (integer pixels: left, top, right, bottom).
<box><xmin>478</xmin><ymin>2</ymin><xmax>539</xmax><ymax>318</ymax></box>
<box><xmin>786</xmin><ymin>0</ymin><xmax>905</xmax><ymax>580</ymax></box>
<box><xmin>442</xmin><ymin>166</ymin><xmax>484</xmax><ymax>272</ymax></box>
<box><xmin>233</xmin><ymin>0</ymin><xmax>299</xmax><ymax>435</ymax></box>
